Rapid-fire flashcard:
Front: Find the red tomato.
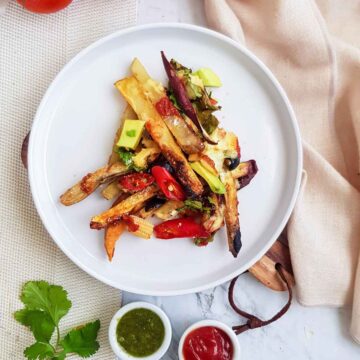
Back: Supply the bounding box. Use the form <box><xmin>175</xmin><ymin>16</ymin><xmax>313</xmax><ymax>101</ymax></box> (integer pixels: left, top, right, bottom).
<box><xmin>17</xmin><ymin>0</ymin><xmax>73</xmax><ymax>14</ymax></box>
<box><xmin>154</xmin><ymin>218</ymin><xmax>210</xmax><ymax>239</ymax></box>
<box><xmin>151</xmin><ymin>166</ymin><xmax>186</xmax><ymax>201</ymax></box>
<box><xmin>118</xmin><ymin>173</ymin><xmax>154</xmax><ymax>192</ymax></box>
<box><xmin>155</xmin><ymin>96</ymin><xmax>180</xmax><ymax>117</ymax></box>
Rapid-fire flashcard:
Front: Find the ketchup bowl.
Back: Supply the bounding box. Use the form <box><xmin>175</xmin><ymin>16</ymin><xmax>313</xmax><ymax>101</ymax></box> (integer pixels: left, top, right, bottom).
<box><xmin>178</xmin><ymin>320</ymin><xmax>241</xmax><ymax>360</ymax></box>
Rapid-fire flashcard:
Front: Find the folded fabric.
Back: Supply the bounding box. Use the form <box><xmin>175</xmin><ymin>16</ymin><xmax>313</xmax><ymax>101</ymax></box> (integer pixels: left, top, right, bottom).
<box><xmin>204</xmin><ymin>0</ymin><xmax>360</xmax><ymax>342</ymax></box>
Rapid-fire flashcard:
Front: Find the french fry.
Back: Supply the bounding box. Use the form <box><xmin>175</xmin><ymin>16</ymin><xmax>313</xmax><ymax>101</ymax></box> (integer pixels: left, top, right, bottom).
<box><xmin>221</xmin><ymin>171</ymin><xmax>241</xmax><ymax>257</ymax></box>
<box><xmin>60</xmin><ymin>162</ymin><xmax>128</xmax><ymax>206</ymax></box>
<box><xmin>131</xmin><ymin>58</ymin><xmax>204</xmax><ymax>155</ymax></box>
<box><xmin>90</xmin><ymin>184</ymin><xmax>158</xmax><ymax>229</ymax></box>
<box><xmin>114</xmin><ymin>77</ymin><xmax>203</xmax><ymax>197</ymax></box>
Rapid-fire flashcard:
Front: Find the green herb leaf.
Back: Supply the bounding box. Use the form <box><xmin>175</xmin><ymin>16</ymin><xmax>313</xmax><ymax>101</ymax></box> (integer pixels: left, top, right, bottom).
<box><xmin>194</xmin><ymin>235</ymin><xmax>214</xmax><ymax>247</ymax></box>
<box><xmin>178</xmin><ymin>199</ymin><xmax>210</xmax><ymax>214</ymax></box>
<box><xmin>117</xmin><ymin>147</ymin><xmax>143</xmax><ymax>172</ymax></box>
<box><xmin>20</xmin><ymin>281</ymin><xmax>71</xmax><ymax>326</ymax></box>
<box><xmin>117</xmin><ymin>147</ymin><xmax>134</xmax><ymax>167</ymax></box>
<box><xmin>14</xmin><ymin>309</ymin><xmax>55</xmax><ymax>342</ymax></box>
<box><xmin>24</xmin><ymin>342</ymin><xmax>55</xmax><ymax>360</ymax></box>
<box><xmin>59</xmin><ymin>320</ymin><xmax>100</xmax><ymax>358</ymax></box>
<box><xmin>126</xmin><ymin>129</ymin><xmax>136</xmax><ymax>137</ymax></box>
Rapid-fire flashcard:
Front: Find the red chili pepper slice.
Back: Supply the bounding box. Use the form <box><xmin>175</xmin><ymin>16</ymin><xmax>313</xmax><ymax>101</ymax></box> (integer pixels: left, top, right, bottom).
<box><xmin>118</xmin><ymin>173</ymin><xmax>154</xmax><ymax>192</ymax></box>
<box><xmin>154</xmin><ymin>218</ymin><xmax>211</xmax><ymax>239</ymax></box>
<box><xmin>151</xmin><ymin>166</ymin><xmax>186</xmax><ymax>201</ymax></box>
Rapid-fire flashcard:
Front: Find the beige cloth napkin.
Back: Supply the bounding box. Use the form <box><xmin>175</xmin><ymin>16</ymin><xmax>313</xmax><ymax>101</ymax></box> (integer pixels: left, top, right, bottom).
<box><xmin>205</xmin><ymin>0</ymin><xmax>360</xmax><ymax>343</ymax></box>
<box><xmin>0</xmin><ymin>1</ymin><xmax>137</xmax><ymax>358</ymax></box>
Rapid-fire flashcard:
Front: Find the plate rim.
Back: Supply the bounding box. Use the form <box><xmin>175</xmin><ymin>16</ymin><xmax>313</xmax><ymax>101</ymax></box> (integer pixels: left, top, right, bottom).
<box><xmin>28</xmin><ymin>23</ymin><xmax>303</xmax><ymax>296</ymax></box>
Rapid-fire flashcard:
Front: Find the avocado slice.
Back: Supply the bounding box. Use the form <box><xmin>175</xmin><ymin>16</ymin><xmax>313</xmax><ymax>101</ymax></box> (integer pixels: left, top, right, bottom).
<box><xmin>194</xmin><ymin>68</ymin><xmax>222</xmax><ymax>87</ymax></box>
<box><xmin>190</xmin><ymin>161</ymin><xmax>226</xmax><ymax>194</ymax></box>
<box><xmin>117</xmin><ymin>119</ymin><xmax>146</xmax><ymax>150</ymax></box>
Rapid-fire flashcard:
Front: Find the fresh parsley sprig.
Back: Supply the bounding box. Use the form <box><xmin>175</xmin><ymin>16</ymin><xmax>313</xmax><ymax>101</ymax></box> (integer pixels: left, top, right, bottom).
<box><xmin>14</xmin><ymin>281</ymin><xmax>100</xmax><ymax>360</ymax></box>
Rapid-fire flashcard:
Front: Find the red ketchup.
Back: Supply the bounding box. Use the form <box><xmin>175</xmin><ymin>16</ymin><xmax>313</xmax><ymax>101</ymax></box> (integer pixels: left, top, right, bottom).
<box><xmin>182</xmin><ymin>326</ymin><xmax>233</xmax><ymax>360</ymax></box>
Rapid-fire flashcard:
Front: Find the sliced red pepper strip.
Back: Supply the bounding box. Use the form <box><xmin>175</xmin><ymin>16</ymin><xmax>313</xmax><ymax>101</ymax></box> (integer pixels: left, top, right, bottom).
<box><xmin>154</xmin><ymin>218</ymin><xmax>211</xmax><ymax>239</ymax></box>
<box><xmin>151</xmin><ymin>166</ymin><xmax>186</xmax><ymax>201</ymax></box>
<box><xmin>118</xmin><ymin>173</ymin><xmax>154</xmax><ymax>192</ymax></box>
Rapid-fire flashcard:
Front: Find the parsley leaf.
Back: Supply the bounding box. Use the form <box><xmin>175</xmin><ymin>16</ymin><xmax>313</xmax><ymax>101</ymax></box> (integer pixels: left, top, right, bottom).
<box><xmin>59</xmin><ymin>320</ymin><xmax>100</xmax><ymax>358</ymax></box>
<box><xmin>14</xmin><ymin>309</ymin><xmax>55</xmax><ymax>342</ymax></box>
<box><xmin>24</xmin><ymin>342</ymin><xmax>55</xmax><ymax>360</ymax></box>
<box><xmin>20</xmin><ymin>281</ymin><xmax>71</xmax><ymax>325</ymax></box>
<box><xmin>15</xmin><ymin>281</ymin><xmax>101</xmax><ymax>360</ymax></box>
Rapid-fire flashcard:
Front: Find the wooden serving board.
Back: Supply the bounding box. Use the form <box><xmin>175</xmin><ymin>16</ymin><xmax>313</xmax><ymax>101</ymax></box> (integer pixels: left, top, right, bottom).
<box><xmin>21</xmin><ymin>132</ymin><xmax>294</xmax><ymax>292</ymax></box>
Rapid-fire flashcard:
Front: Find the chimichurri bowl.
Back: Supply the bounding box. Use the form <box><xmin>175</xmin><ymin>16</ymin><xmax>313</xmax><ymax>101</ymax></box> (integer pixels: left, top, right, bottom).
<box><xmin>109</xmin><ymin>302</ymin><xmax>172</xmax><ymax>359</ymax></box>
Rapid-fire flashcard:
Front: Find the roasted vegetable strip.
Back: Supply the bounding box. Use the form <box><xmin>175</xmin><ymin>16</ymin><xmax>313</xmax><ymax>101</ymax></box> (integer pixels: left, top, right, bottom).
<box><xmin>202</xmin><ymin>194</ymin><xmax>225</xmax><ymax>233</ymax></box>
<box><xmin>114</xmin><ymin>76</ymin><xmax>203</xmax><ymax>197</ymax></box>
<box><xmin>131</xmin><ymin>58</ymin><xmax>204</xmax><ymax>154</ymax></box>
<box><xmin>104</xmin><ymin>193</ymin><xmax>129</xmax><ymax>261</ymax></box>
<box><xmin>231</xmin><ymin>160</ymin><xmax>258</xmax><ymax>189</ymax></box>
<box><xmin>161</xmin><ymin>51</ymin><xmax>216</xmax><ymax>145</ymax></box>
<box><xmin>90</xmin><ymin>184</ymin><xmax>158</xmax><ymax>229</ymax></box>
<box><xmin>222</xmin><ymin>171</ymin><xmax>241</xmax><ymax>257</ymax></box>
<box><xmin>104</xmin><ymin>222</ymin><xmax>126</xmax><ymax>261</ymax></box>
<box><xmin>60</xmin><ymin>162</ymin><xmax>129</xmax><ymax>206</ymax></box>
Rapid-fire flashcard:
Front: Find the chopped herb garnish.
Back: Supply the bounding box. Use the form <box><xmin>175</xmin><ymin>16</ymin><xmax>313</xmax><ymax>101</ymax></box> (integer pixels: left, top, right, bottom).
<box><xmin>117</xmin><ymin>147</ymin><xmax>143</xmax><ymax>172</ymax></box>
<box><xmin>178</xmin><ymin>199</ymin><xmax>211</xmax><ymax>214</ymax></box>
<box><xmin>194</xmin><ymin>235</ymin><xmax>214</xmax><ymax>247</ymax></box>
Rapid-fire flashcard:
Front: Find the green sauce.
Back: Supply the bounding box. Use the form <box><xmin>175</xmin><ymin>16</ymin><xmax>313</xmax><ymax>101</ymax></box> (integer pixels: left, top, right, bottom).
<box><xmin>116</xmin><ymin>308</ymin><xmax>165</xmax><ymax>357</ymax></box>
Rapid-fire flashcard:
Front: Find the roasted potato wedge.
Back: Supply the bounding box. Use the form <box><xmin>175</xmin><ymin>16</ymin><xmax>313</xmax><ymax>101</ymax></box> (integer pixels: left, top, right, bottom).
<box><xmin>90</xmin><ymin>184</ymin><xmax>159</xmax><ymax>229</ymax></box>
<box><xmin>114</xmin><ymin>76</ymin><xmax>203</xmax><ymax>197</ymax></box>
<box><xmin>203</xmin><ymin>194</ymin><xmax>225</xmax><ymax>233</ymax></box>
<box><xmin>131</xmin><ymin>58</ymin><xmax>204</xmax><ymax>155</ymax></box>
<box><xmin>60</xmin><ymin>162</ymin><xmax>129</xmax><ymax>206</ymax></box>
<box><xmin>154</xmin><ymin>200</ymin><xmax>184</xmax><ymax>220</ymax></box>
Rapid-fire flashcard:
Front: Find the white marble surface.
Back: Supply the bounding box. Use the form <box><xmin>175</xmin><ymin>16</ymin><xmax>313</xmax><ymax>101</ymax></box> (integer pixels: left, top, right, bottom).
<box><xmin>122</xmin><ymin>1</ymin><xmax>360</xmax><ymax>359</ymax></box>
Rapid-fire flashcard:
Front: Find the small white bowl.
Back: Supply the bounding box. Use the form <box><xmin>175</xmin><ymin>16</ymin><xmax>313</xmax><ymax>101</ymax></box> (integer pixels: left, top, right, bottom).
<box><xmin>178</xmin><ymin>319</ymin><xmax>241</xmax><ymax>360</ymax></box>
<box><xmin>109</xmin><ymin>301</ymin><xmax>172</xmax><ymax>360</ymax></box>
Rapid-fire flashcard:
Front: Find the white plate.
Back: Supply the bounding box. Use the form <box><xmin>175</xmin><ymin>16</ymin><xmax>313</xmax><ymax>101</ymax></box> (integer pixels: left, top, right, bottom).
<box><xmin>28</xmin><ymin>24</ymin><xmax>302</xmax><ymax>296</ymax></box>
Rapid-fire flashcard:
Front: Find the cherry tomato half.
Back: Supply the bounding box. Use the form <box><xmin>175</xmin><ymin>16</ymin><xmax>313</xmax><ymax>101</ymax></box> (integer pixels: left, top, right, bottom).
<box><xmin>118</xmin><ymin>173</ymin><xmax>154</xmax><ymax>192</ymax></box>
<box><xmin>154</xmin><ymin>218</ymin><xmax>210</xmax><ymax>239</ymax></box>
<box><xmin>17</xmin><ymin>0</ymin><xmax>73</xmax><ymax>14</ymax></box>
<box><xmin>151</xmin><ymin>166</ymin><xmax>186</xmax><ymax>201</ymax></box>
